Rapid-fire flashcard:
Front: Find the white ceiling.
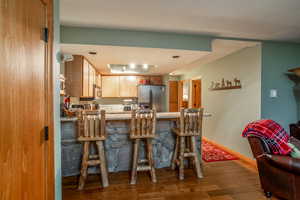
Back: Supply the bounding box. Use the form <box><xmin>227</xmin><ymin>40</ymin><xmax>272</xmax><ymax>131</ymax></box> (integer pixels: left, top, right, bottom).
<box><xmin>172</xmin><ymin>40</ymin><xmax>260</xmax><ymax>75</ymax></box>
<box><xmin>61</xmin><ymin>0</ymin><xmax>300</xmax><ymax>42</ymax></box>
<box><xmin>60</xmin><ymin>44</ymin><xmax>210</xmax><ymax>75</ymax></box>
<box><xmin>60</xmin><ymin>40</ymin><xmax>258</xmax><ymax>75</ymax></box>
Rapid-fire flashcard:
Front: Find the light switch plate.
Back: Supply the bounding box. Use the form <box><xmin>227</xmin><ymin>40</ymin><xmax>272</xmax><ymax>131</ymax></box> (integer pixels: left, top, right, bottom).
<box><xmin>270</xmin><ymin>89</ymin><xmax>278</xmax><ymax>98</ymax></box>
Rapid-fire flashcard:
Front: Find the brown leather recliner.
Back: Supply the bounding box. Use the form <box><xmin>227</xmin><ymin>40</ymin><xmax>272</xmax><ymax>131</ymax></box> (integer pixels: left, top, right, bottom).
<box><xmin>248</xmin><ymin>136</ymin><xmax>300</xmax><ymax>200</ymax></box>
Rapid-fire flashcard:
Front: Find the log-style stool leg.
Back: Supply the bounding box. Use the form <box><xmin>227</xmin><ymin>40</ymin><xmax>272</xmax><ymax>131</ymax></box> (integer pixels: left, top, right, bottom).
<box><xmin>179</xmin><ymin>136</ymin><xmax>186</xmax><ymax>180</ymax></box>
<box><xmin>131</xmin><ymin>139</ymin><xmax>140</xmax><ymax>184</ymax></box>
<box><xmin>191</xmin><ymin>136</ymin><xmax>203</xmax><ymax>178</ymax></box>
<box><xmin>78</xmin><ymin>141</ymin><xmax>90</xmax><ymax>190</ymax></box>
<box><xmin>186</xmin><ymin>136</ymin><xmax>194</xmax><ymax>169</ymax></box>
<box><xmin>146</xmin><ymin>139</ymin><xmax>157</xmax><ymax>183</ymax></box>
<box><xmin>96</xmin><ymin>141</ymin><xmax>109</xmax><ymax>187</ymax></box>
<box><xmin>171</xmin><ymin>136</ymin><xmax>179</xmax><ymax>170</ymax></box>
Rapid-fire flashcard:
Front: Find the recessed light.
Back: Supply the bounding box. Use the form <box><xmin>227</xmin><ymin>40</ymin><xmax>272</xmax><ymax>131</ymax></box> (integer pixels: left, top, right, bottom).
<box><xmin>143</xmin><ymin>64</ymin><xmax>149</xmax><ymax>69</ymax></box>
<box><xmin>172</xmin><ymin>55</ymin><xmax>180</xmax><ymax>59</ymax></box>
<box><xmin>88</xmin><ymin>51</ymin><xmax>97</xmax><ymax>55</ymax></box>
<box><xmin>129</xmin><ymin>63</ymin><xmax>136</xmax><ymax>69</ymax></box>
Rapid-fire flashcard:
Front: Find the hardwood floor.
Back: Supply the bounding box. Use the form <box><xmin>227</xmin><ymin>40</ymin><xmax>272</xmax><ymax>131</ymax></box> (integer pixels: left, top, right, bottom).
<box><xmin>63</xmin><ymin>160</ymin><xmax>279</xmax><ymax>200</ymax></box>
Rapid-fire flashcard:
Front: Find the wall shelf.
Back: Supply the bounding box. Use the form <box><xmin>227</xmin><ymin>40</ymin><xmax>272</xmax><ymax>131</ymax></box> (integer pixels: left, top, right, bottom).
<box><xmin>209</xmin><ymin>85</ymin><xmax>241</xmax><ymax>91</ymax></box>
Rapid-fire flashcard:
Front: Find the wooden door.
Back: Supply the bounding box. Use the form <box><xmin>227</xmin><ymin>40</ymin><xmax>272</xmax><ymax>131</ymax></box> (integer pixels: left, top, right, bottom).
<box><xmin>102</xmin><ymin>76</ymin><xmax>120</xmax><ymax>97</ymax></box>
<box><xmin>178</xmin><ymin>80</ymin><xmax>183</xmax><ymax>110</ymax></box>
<box><xmin>119</xmin><ymin>76</ymin><xmax>138</xmax><ymax>97</ymax></box>
<box><xmin>192</xmin><ymin>79</ymin><xmax>202</xmax><ymax>108</ymax></box>
<box><xmin>169</xmin><ymin>81</ymin><xmax>178</xmax><ymax>112</ymax></box>
<box><xmin>0</xmin><ymin>0</ymin><xmax>49</xmax><ymax>199</ymax></box>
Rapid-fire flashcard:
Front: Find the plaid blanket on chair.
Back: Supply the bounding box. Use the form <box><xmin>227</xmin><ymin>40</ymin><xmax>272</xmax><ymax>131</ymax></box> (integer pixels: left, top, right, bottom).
<box><xmin>242</xmin><ymin>119</ymin><xmax>291</xmax><ymax>155</ymax></box>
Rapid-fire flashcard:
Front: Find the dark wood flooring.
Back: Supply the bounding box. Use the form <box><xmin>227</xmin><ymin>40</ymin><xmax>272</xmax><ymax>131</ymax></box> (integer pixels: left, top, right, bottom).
<box><xmin>63</xmin><ymin>160</ymin><xmax>279</xmax><ymax>200</ymax></box>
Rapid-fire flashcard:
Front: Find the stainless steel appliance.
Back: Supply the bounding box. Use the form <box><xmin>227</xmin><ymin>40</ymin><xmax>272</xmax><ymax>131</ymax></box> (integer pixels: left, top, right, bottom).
<box><xmin>137</xmin><ymin>85</ymin><xmax>166</xmax><ymax>112</ymax></box>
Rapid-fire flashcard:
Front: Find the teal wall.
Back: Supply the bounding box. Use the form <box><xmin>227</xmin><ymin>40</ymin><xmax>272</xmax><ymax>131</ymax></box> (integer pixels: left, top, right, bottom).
<box><xmin>54</xmin><ymin>0</ymin><xmax>62</xmax><ymax>199</ymax></box>
<box><xmin>60</xmin><ymin>26</ymin><xmax>212</xmax><ymax>51</ymax></box>
<box><xmin>261</xmin><ymin>42</ymin><xmax>300</xmax><ymax>131</ymax></box>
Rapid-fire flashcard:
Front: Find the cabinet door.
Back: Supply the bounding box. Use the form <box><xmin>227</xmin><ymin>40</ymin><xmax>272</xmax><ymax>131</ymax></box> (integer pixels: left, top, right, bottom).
<box><xmin>88</xmin><ymin>64</ymin><xmax>95</xmax><ymax>97</ymax></box>
<box><xmin>96</xmin><ymin>74</ymin><xmax>101</xmax><ymax>87</ymax></box>
<box><xmin>150</xmin><ymin>76</ymin><xmax>162</xmax><ymax>85</ymax></box>
<box><xmin>82</xmin><ymin>59</ymin><xmax>89</xmax><ymax>97</ymax></box>
<box><xmin>102</xmin><ymin>76</ymin><xmax>120</xmax><ymax>97</ymax></box>
<box><xmin>119</xmin><ymin>76</ymin><xmax>139</xmax><ymax>97</ymax></box>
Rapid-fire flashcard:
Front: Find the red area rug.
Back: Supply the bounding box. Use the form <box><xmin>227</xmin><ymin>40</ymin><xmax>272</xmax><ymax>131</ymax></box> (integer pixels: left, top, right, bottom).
<box><xmin>202</xmin><ymin>139</ymin><xmax>239</xmax><ymax>162</ymax></box>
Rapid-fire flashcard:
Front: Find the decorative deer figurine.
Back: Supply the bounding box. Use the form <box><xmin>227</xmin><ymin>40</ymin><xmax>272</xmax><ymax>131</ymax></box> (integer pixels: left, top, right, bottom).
<box><xmin>226</xmin><ymin>80</ymin><xmax>232</xmax><ymax>87</ymax></box>
<box><xmin>210</xmin><ymin>81</ymin><xmax>215</xmax><ymax>89</ymax></box>
<box><xmin>234</xmin><ymin>78</ymin><xmax>241</xmax><ymax>86</ymax></box>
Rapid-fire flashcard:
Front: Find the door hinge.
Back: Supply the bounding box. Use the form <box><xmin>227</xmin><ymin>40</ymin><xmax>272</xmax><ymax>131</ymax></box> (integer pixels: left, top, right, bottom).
<box><xmin>43</xmin><ymin>27</ymin><xmax>49</xmax><ymax>43</ymax></box>
<box><xmin>44</xmin><ymin>126</ymin><xmax>49</xmax><ymax>141</ymax></box>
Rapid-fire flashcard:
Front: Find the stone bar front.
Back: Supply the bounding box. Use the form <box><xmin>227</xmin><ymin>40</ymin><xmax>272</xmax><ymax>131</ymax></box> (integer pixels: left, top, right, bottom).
<box><xmin>61</xmin><ymin>112</ymin><xmax>207</xmax><ymax>177</ymax></box>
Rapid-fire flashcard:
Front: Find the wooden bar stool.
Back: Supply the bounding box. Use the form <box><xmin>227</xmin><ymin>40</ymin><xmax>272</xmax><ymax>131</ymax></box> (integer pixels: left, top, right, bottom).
<box><xmin>130</xmin><ymin>109</ymin><xmax>157</xmax><ymax>184</ymax></box>
<box><xmin>77</xmin><ymin>110</ymin><xmax>109</xmax><ymax>190</ymax></box>
<box><xmin>171</xmin><ymin>108</ymin><xmax>204</xmax><ymax>180</ymax></box>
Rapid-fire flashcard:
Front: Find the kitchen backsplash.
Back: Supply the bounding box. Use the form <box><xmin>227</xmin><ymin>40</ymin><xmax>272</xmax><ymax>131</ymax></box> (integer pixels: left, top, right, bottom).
<box><xmin>95</xmin><ymin>97</ymin><xmax>137</xmax><ymax>105</ymax></box>
<box><xmin>66</xmin><ymin>96</ymin><xmax>137</xmax><ymax>105</ymax></box>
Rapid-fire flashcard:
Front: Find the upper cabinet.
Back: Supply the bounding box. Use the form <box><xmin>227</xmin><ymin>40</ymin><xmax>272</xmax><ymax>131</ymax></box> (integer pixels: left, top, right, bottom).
<box><xmin>101</xmin><ymin>75</ymin><xmax>162</xmax><ymax>98</ymax></box>
<box><xmin>150</xmin><ymin>76</ymin><xmax>163</xmax><ymax>85</ymax></box>
<box><xmin>96</xmin><ymin>73</ymin><xmax>101</xmax><ymax>88</ymax></box>
<box><xmin>119</xmin><ymin>76</ymin><xmax>140</xmax><ymax>97</ymax></box>
<box><xmin>88</xmin><ymin>64</ymin><xmax>96</xmax><ymax>96</ymax></box>
<box><xmin>65</xmin><ymin>55</ymin><xmax>98</xmax><ymax>98</ymax></box>
<box><xmin>101</xmin><ymin>76</ymin><xmax>120</xmax><ymax>97</ymax></box>
<box><xmin>82</xmin><ymin>59</ymin><xmax>89</xmax><ymax>97</ymax></box>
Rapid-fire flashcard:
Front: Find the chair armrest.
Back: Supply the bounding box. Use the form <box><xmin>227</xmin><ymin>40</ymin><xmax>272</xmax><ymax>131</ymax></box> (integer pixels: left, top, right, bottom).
<box><xmin>263</xmin><ymin>154</ymin><xmax>300</xmax><ymax>174</ymax></box>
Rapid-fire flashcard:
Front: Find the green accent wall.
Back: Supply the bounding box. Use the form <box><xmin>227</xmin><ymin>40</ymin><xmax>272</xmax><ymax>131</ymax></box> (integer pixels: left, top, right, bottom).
<box><xmin>60</xmin><ymin>26</ymin><xmax>212</xmax><ymax>51</ymax></box>
<box><xmin>261</xmin><ymin>42</ymin><xmax>300</xmax><ymax>131</ymax></box>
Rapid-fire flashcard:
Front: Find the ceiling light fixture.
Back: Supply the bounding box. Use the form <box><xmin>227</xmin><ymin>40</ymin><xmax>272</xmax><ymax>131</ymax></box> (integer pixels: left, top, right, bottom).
<box><xmin>143</xmin><ymin>64</ymin><xmax>149</xmax><ymax>69</ymax></box>
<box><xmin>108</xmin><ymin>64</ymin><xmax>154</xmax><ymax>74</ymax></box>
<box><xmin>129</xmin><ymin>63</ymin><xmax>136</xmax><ymax>69</ymax></box>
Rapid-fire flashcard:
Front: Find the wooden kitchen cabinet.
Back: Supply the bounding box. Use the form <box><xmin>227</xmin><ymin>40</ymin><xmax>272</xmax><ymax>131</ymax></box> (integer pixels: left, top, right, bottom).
<box><xmin>102</xmin><ymin>76</ymin><xmax>120</xmax><ymax>97</ymax></box>
<box><xmin>65</xmin><ymin>55</ymin><xmax>97</xmax><ymax>97</ymax></box>
<box><xmin>82</xmin><ymin>59</ymin><xmax>89</xmax><ymax>97</ymax></box>
<box><xmin>101</xmin><ymin>75</ymin><xmax>162</xmax><ymax>98</ymax></box>
<box><xmin>150</xmin><ymin>76</ymin><xmax>163</xmax><ymax>85</ymax></box>
<box><xmin>88</xmin><ymin>64</ymin><xmax>95</xmax><ymax>96</ymax></box>
<box><xmin>96</xmin><ymin>73</ymin><xmax>101</xmax><ymax>88</ymax></box>
<box><xmin>119</xmin><ymin>76</ymin><xmax>139</xmax><ymax>97</ymax></box>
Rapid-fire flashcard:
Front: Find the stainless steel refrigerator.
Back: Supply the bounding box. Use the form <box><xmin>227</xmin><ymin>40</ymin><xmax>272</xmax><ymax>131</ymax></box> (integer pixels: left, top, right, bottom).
<box><xmin>137</xmin><ymin>85</ymin><xmax>166</xmax><ymax>112</ymax></box>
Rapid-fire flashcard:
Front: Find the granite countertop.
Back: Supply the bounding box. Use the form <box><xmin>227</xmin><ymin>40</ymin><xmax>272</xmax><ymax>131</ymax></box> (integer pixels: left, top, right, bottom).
<box><xmin>61</xmin><ymin>112</ymin><xmax>212</xmax><ymax>122</ymax></box>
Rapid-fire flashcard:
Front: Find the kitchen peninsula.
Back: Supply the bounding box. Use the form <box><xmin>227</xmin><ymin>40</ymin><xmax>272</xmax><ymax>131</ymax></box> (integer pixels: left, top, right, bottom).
<box><xmin>61</xmin><ymin>112</ymin><xmax>211</xmax><ymax>177</ymax></box>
